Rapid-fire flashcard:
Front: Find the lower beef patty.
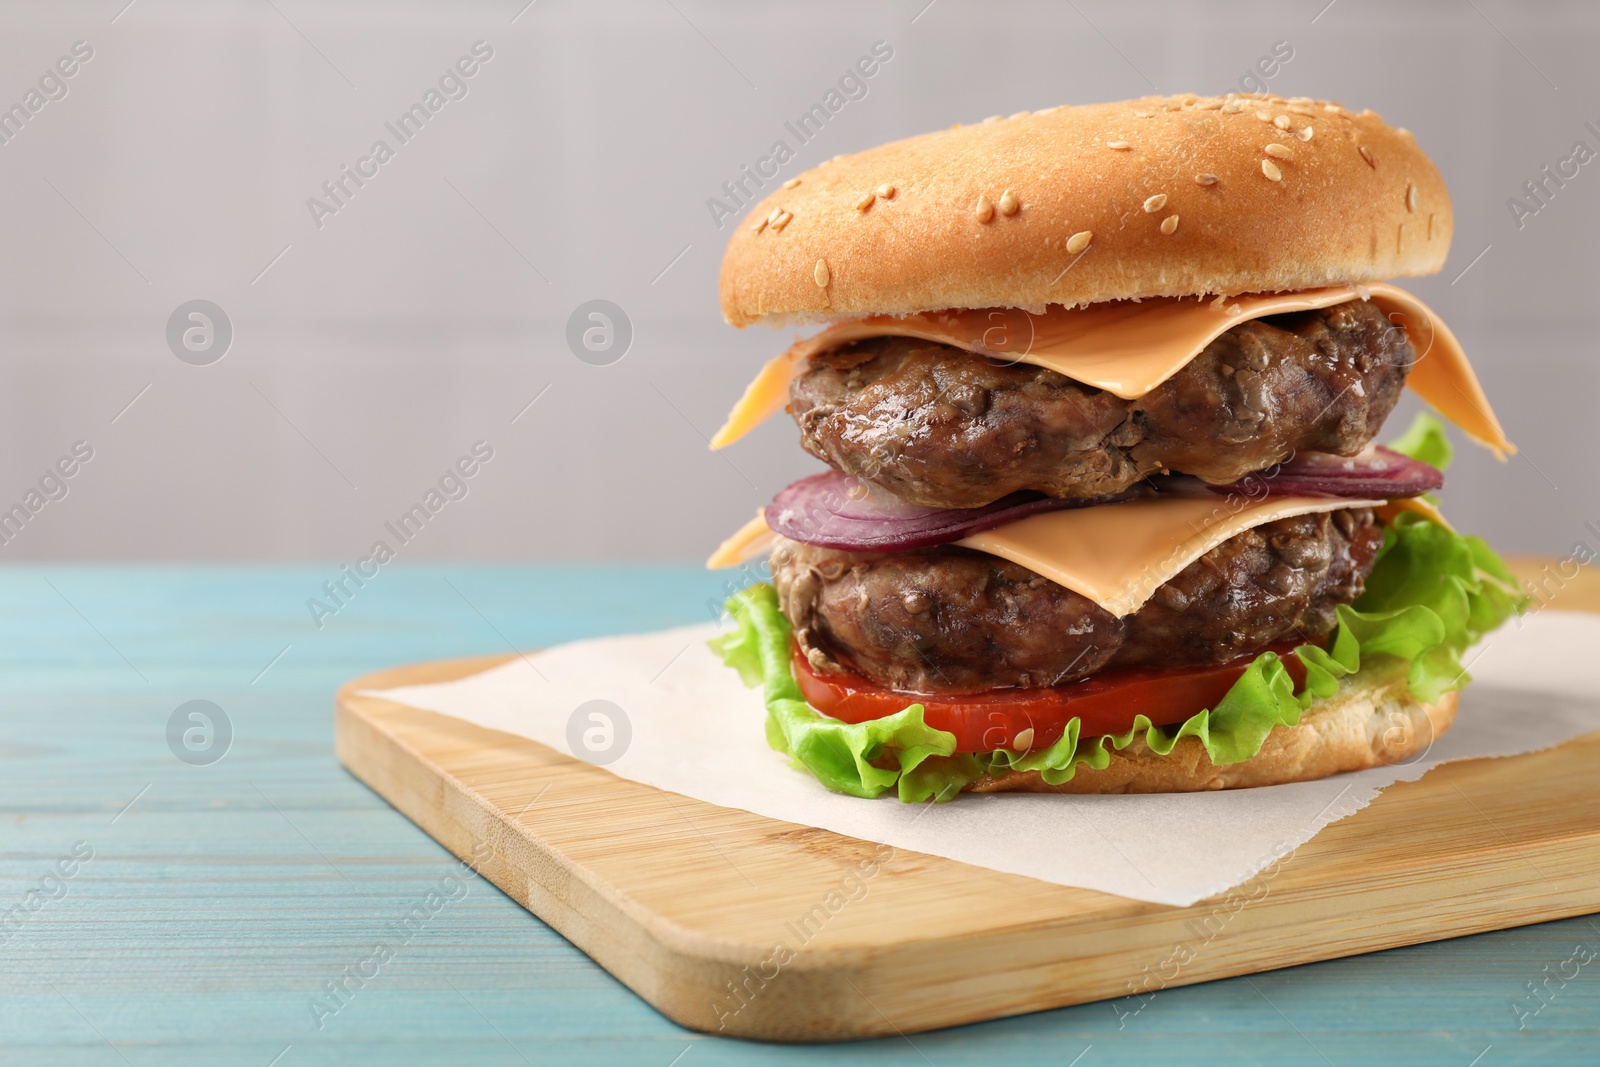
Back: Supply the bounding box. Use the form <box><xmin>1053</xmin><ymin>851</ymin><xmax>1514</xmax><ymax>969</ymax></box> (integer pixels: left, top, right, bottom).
<box><xmin>791</xmin><ymin>300</ymin><xmax>1410</xmax><ymax>510</ymax></box>
<box><xmin>771</xmin><ymin>508</ymin><xmax>1383</xmax><ymax>693</ymax></box>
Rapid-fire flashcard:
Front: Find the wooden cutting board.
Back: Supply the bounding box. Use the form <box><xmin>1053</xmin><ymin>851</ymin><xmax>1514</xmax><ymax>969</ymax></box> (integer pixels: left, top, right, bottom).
<box><xmin>333</xmin><ymin>558</ymin><xmax>1600</xmax><ymax>1043</ymax></box>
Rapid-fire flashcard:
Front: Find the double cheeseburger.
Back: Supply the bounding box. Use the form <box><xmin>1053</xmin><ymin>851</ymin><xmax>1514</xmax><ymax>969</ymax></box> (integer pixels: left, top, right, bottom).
<box><xmin>706</xmin><ymin>94</ymin><xmax>1524</xmax><ymax>800</ymax></box>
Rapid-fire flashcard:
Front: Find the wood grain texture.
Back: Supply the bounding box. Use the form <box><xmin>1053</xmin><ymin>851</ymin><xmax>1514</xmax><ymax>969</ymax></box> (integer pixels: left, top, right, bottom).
<box><xmin>5</xmin><ymin>563</ymin><xmax>1599</xmax><ymax>1065</ymax></box>
<box><xmin>335</xmin><ymin>556</ymin><xmax>1600</xmax><ymax>1042</ymax></box>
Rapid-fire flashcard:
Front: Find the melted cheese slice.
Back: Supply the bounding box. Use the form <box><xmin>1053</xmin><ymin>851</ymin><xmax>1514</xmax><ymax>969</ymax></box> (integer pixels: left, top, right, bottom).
<box><xmin>710</xmin><ymin>282</ymin><xmax>1513</xmax><ymax>458</ymax></box>
<box><xmin>705</xmin><ymin>493</ymin><xmax>1423</xmax><ymax>620</ymax></box>
<box><xmin>956</xmin><ymin>495</ymin><xmax>1385</xmax><ymax>618</ymax></box>
<box><xmin>706</xmin><ymin>511</ymin><xmax>776</xmax><ymax>569</ymax></box>
<box><xmin>1378</xmin><ymin>494</ymin><xmax>1450</xmax><ymax>530</ymax></box>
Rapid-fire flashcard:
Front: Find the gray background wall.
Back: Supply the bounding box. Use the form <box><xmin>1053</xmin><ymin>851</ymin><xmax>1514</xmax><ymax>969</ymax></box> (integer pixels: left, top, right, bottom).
<box><xmin>0</xmin><ymin>0</ymin><xmax>1594</xmax><ymax>563</ymax></box>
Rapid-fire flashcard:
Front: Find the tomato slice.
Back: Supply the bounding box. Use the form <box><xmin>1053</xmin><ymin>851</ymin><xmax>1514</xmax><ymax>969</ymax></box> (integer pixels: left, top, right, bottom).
<box><xmin>792</xmin><ymin>642</ymin><xmax>1307</xmax><ymax>754</ymax></box>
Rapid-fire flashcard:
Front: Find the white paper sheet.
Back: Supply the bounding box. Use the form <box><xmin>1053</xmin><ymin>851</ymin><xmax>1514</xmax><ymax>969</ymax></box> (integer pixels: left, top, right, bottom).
<box><xmin>363</xmin><ymin>611</ymin><xmax>1600</xmax><ymax>906</ymax></box>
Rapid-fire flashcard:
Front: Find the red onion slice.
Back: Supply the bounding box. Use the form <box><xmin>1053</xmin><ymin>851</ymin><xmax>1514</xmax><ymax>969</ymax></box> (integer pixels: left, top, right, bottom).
<box><xmin>768</xmin><ymin>448</ymin><xmax>1442</xmax><ymax>554</ymax></box>
<box><xmin>765</xmin><ymin>472</ymin><xmax>1133</xmax><ymax>553</ymax></box>
<box><xmin>1205</xmin><ymin>446</ymin><xmax>1443</xmax><ymax>499</ymax></box>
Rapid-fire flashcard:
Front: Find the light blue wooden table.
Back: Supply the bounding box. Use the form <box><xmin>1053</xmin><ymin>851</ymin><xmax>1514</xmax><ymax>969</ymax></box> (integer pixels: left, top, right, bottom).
<box><xmin>2</xmin><ymin>565</ymin><xmax>1596</xmax><ymax>1066</ymax></box>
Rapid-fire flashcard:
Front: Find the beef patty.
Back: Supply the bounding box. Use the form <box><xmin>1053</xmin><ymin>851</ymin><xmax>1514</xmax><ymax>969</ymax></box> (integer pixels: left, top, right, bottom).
<box><xmin>791</xmin><ymin>300</ymin><xmax>1410</xmax><ymax>510</ymax></box>
<box><xmin>771</xmin><ymin>508</ymin><xmax>1384</xmax><ymax>693</ymax></box>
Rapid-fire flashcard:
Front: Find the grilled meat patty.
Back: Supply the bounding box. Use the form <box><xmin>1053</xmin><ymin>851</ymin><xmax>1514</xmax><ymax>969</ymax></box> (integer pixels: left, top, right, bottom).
<box><xmin>771</xmin><ymin>508</ymin><xmax>1384</xmax><ymax>693</ymax></box>
<box><xmin>790</xmin><ymin>300</ymin><xmax>1410</xmax><ymax>510</ymax></box>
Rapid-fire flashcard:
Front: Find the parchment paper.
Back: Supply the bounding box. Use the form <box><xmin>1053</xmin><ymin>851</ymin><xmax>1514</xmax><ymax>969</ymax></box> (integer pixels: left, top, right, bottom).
<box><xmin>362</xmin><ymin>610</ymin><xmax>1600</xmax><ymax>906</ymax></box>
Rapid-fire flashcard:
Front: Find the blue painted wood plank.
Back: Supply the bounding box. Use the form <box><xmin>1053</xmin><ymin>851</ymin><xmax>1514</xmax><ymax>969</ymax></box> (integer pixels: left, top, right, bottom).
<box><xmin>1</xmin><ymin>566</ymin><xmax>1596</xmax><ymax>1066</ymax></box>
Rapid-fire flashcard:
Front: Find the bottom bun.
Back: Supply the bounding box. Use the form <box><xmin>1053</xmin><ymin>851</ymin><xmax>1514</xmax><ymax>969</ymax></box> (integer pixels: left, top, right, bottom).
<box><xmin>966</xmin><ymin>674</ymin><xmax>1459</xmax><ymax>794</ymax></box>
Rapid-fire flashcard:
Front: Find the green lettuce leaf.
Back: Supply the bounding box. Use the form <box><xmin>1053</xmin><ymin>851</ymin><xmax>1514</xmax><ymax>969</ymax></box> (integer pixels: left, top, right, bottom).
<box><xmin>1386</xmin><ymin>410</ymin><xmax>1454</xmax><ymax>471</ymax></box>
<box><xmin>711</xmin><ymin>423</ymin><xmax>1527</xmax><ymax>800</ymax></box>
<box><xmin>711</xmin><ymin>585</ymin><xmax>966</xmax><ymax>801</ymax></box>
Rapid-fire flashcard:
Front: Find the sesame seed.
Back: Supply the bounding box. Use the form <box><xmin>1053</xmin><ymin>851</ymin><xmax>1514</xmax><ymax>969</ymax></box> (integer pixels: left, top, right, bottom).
<box><xmin>1324</xmin><ymin>103</ymin><xmax>1343</xmax><ymax>113</ymax></box>
<box><xmin>1198</xmin><ymin>99</ymin><xmax>1224</xmax><ymax>110</ymax></box>
<box><xmin>1265</xmin><ymin>143</ymin><xmax>1293</xmax><ymax>159</ymax></box>
<box><xmin>1297</xmin><ymin>125</ymin><xmax>1314</xmax><ymax>141</ymax></box>
<box><xmin>855</xmin><ymin>192</ymin><xmax>875</xmax><ymax>212</ymax></box>
<box><xmin>1288</xmin><ymin>103</ymin><xmax>1314</xmax><ymax>116</ymax></box>
<box><xmin>1066</xmin><ymin>230</ymin><xmax>1093</xmax><ymax>254</ymax></box>
<box><xmin>1255</xmin><ymin>110</ymin><xmax>1273</xmax><ymax>121</ymax></box>
<box><xmin>771</xmin><ymin>210</ymin><xmax>792</xmax><ymax>231</ymax></box>
<box><xmin>1273</xmin><ymin>115</ymin><xmax>1291</xmax><ymax>130</ymax></box>
<box><xmin>1160</xmin><ymin>214</ymin><xmax>1179</xmax><ymax>235</ymax></box>
<box><xmin>1107</xmin><ymin>140</ymin><xmax>1131</xmax><ymax>150</ymax></box>
<box><xmin>753</xmin><ymin>216</ymin><xmax>768</xmax><ymax>233</ymax></box>
<box><xmin>1288</xmin><ymin>96</ymin><xmax>1312</xmax><ymax>106</ymax></box>
<box><xmin>1397</xmin><ymin>127</ymin><xmax>1413</xmax><ymax>139</ymax></box>
<box><xmin>1143</xmin><ymin>193</ymin><xmax>1168</xmax><ymax>213</ymax></box>
<box><xmin>877</xmin><ymin>183</ymin><xmax>896</xmax><ymax>199</ymax></box>
<box><xmin>783</xmin><ymin>177</ymin><xmax>801</xmax><ymax>189</ymax></box>
<box><xmin>1013</xmin><ymin>727</ymin><xmax>1035</xmax><ymax>751</ymax></box>
<box><xmin>1261</xmin><ymin>159</ymin><xmax>1283</xmax><ymax>181</ymax></box>
<box><xmin>1406</xmin><ymin>183</ymin><xmax>1418</xmax><ymax>211</ymax></box>
<box><xmin>767</xmin><ymin>207</ymin><xmax>784</xmax><ymax>225</ymax></box>
<box><xmin>1009</xmin><ymin>110</ymin><xmax>1028</xmax><ymax>120</ymax></box>
<box><xmin>1223</xmin><ymin>100</ymin><xmax>1247</xmax><ymax>114</ymax></box>
<box><xmin>1195</xmin><ymin>173</ymin><xmax>1219</xmax><ymax>186</ymax></box>
<box><xmin>998</xmin><ymin>189</ymin><xmax>1020</xmax><ymax>215</ymax></box>
<box><xmin>975</xmin><ymin>195</ymin><xmax>994</xmax><ymax>223</ymax></box>
<box><xmin>814</xmin><ymin>259</ymin><xmax>830</xmax><ymax>288</ymax></box>
<box><xmin>1358</xmin><ymin>145</ymin><xmax>1376</xmax><ymax>168</ymax></box>
<box><xmin>983</xmin><ymin>114</ymin><xmax>1002</xmax><ymax>123</ymax></box>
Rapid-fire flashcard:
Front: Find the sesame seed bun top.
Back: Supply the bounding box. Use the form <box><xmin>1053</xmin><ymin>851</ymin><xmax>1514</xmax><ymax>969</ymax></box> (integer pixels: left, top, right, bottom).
<box><xmin>718</xmin><ymin>94</ymin><xmax>1453</xmax><ymax>328</ymax></box>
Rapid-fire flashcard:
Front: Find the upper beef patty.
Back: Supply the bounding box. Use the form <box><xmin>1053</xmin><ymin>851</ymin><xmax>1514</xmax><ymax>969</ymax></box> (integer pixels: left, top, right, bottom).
<box><xmin>791</xmin><ymin>300</ymin><xmax>1410</xmax><ymax>510</ymax></box>
<box><xmin>771</xmin><ymin>508</ymin><xmax>1384</xmax><ymax>693</ymax></box>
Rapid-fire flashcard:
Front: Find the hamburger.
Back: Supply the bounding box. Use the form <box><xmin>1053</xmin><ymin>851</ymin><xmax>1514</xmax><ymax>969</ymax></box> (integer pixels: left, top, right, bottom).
<box><xmin>705</xmin><ymin>94</ymin><xmax>1525</xmax><ymax>801</ymax></box>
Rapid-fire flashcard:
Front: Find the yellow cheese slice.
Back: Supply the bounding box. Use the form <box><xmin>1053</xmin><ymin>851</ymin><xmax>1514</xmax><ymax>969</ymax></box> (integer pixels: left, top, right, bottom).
<box><xmin>1377</xmin><ymin>494</ymin><xmax>1451</xmax><ymax>530</ymax></box>
<box><xmin>705</xmin><ymin>511</ymin><xmax>776</xmax><ymax>569</ymax></box>
<box><xmin>710</xmin><ymin>282</ymin><xmax>1513</xmax><ymax>458</ymax></box>
<box><xmin>705</xmin><ymin>492</ymin><xmax>1434</xmax><ymax>620</ymax></box>
<box><xmin>956</xmin><ymin>495</ymin><xmax>1385</xmax><ymax>618</ymax></box>
<box><xmin>708</xmin><ymin>350</ymin><xmax>803</xmax><ymax>450</ymax></box>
